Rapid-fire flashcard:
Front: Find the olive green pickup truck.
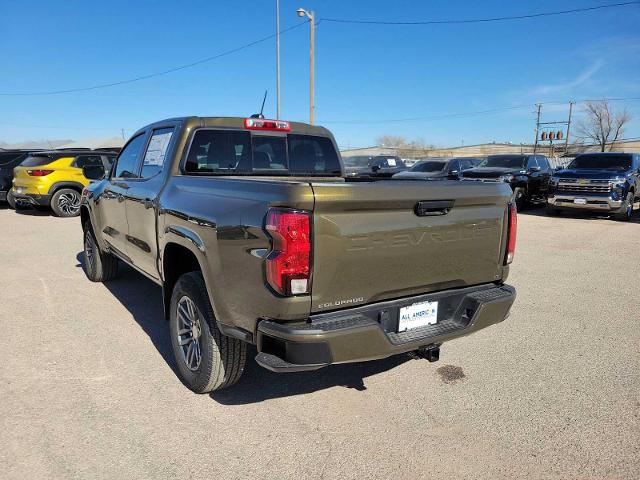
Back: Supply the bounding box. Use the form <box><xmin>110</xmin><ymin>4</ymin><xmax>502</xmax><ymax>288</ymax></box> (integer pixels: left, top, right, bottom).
<box><xmin>80</xmin><ymin>116</ymin><xmax>517</xmax><ymax>393</ymax></box>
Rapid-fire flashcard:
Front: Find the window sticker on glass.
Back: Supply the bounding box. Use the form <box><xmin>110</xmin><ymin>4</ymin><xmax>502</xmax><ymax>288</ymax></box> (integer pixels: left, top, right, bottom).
<box><xmin>144</xmin><ymin>131</ymin><xmax>173</xmax><ymax>167</ymax></box>
<box><xmin>387</xmin><ymin>158</ymin><xmax>397</xmax><ymax>167</ymax></box>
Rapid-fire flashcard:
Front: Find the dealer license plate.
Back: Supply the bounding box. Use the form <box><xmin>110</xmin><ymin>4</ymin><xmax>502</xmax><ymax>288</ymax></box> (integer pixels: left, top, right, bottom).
<box><xmin>398</xmin><ymin>301</ymin><xmax>438</xmax><ymax>332</ymax></box>
<box><xmin>574</xmin><ymin>198</ymin><xmax>587</xmax><ymax>205</ymax></box>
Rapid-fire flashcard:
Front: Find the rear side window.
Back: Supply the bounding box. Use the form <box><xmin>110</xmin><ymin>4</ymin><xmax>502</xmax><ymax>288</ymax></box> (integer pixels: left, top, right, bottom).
<box><xmin>73</xmin><ymin>155</ymin><xmax>103</xmax><ymax>168</ymax></box>
<box><xmin>20</xmin><ymin>155</ymin><xmax>55</xmax><ymax>167</ymax></box>
<box><xmin>114</xmin><ymin>134</ymin><xmax>146</xmax><ymax>178</ymax></box>
<box><xmin>184</xmin><ymin>129</ymin><xmax>341</xmax><ymax>176</ymax></box>
<box><xmin>141</xmin><ymin>127</ymin><xmax>174</xmax><ymax>178</ymax></box>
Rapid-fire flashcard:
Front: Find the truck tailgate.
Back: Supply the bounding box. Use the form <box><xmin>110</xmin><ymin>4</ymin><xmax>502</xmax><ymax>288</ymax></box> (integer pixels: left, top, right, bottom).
<box><xmin>310</xmin><ymin>180</ymin><xmax>512</xmax><ymax>312</ymax></box>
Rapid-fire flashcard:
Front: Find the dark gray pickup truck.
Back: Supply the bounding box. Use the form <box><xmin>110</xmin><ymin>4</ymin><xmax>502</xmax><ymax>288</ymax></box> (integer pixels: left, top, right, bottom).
<box><xmin>80</xmin><ymin>116</ymin><xmax>517</xmax><ymax>393</ymax></box>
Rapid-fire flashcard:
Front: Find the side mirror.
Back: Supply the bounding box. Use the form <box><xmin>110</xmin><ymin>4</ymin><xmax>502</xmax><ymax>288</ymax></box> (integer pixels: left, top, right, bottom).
<box><xmin>529</xmin><ymin>166</ymin><xmax>541</xmax><ymax>173</ymax></box>
<box><xmin>83</xmin><ymin>165</ymin><xmax>106</xmax><ymax>181</ymax></box>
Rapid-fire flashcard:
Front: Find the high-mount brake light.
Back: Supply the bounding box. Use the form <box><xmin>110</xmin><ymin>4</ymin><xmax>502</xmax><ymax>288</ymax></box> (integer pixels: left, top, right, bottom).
<box><xmin>265</xmin><ymin>208</ymin><xmax>311</xmax><ymax>296</ymax></box>
<box><xmin>505</xmin><ymin>203</ymin><xmax>517</xmax><ymax>265</ymax></box>
<box><xmin>244</xmin><ymin>118</ymin><xmax>291</xmax><ymax>132</ymax></box>
<box><xmin>27</xmin><ymin>170</ymin><xmax>54</xmax><ymax>176</ymax></box>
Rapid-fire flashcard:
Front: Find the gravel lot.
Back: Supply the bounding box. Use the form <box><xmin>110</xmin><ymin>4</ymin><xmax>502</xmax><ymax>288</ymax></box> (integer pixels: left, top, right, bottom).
<box><xmin>1</xmin><ymin>205</ymin><xmax>638</xmax><ymax>480</ymax></box>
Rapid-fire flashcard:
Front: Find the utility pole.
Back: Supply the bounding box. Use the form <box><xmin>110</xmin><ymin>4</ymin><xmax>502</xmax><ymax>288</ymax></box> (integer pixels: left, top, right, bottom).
<box><xmin>564</xmin><ymin>101</ymin><xmax>574</xmax><ymax>155</ymax></box>
<box><xmin>121</xmin><ymin>128</ymin><xmax>125</xmax><ymax>140</ymax></box>
<box><xmin>533</xmin><ymin>103</ymin><xmax>542</xmax><ymax>154</ymax></box>
<box><xmin>296</xmin><ymin>8</ymin><xmax>315</xmax><ymax>124</ymax></box>
<box><xmin>276</xmin><ymin>0</ymin><xmax>281</xmax><ymax>119</ymax></box>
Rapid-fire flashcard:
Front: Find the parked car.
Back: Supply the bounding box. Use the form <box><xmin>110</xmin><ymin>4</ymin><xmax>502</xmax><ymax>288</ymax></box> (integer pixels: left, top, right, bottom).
<box><xmin>393</xmin><ymin>157</ymin><xmax>478</xmax><ymax>180</ymax></box>
<box><xmin>344</xmin><ymin>155</ymin><xmax>408</xmax><ymax>177</ymax></box>
<box><xmin>546</xmin><ymin>152</ymin><xmax>639</xmax><ymax>221</ymax></box>
<box><xmin>80</xmin><ymin>116</ymin><xmax>516</xmax><ymax>393</ymax></box>
<box><xmin>11</xmin><ymin>150</ymin><xmax>117</xmax><ymax>217</ymax></box>
<box><xmin>0</xmin><ymin>149</ymin><xmax>40</xmax><ymax>208</ymax></box>
<box><xmin>462</xmin><ymin>154</ymin><xmax>552</xmax><ymax>208</ymax></box>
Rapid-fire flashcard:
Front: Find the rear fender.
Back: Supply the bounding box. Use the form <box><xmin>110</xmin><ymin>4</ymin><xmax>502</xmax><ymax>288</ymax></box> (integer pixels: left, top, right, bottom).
<box><xmin>48</xmin><ymin>181</ymin><xmax>85</xmax><ymax>195</ymax></box>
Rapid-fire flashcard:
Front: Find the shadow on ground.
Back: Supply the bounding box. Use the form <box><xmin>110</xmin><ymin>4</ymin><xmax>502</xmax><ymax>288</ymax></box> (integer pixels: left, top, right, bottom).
<box><xmin>76</xmin><ymin>252</ymin><xmax>411</xmax><ymax>404</ymax></box>
<box><xmin>14</xmin><ymin>205</ymin><xmax>52</xmax><ymax>216</ymax></box>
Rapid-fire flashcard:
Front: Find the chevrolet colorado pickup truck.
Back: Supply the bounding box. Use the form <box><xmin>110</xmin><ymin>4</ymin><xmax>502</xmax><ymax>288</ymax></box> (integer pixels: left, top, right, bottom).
<box><xmin>80</xmin><ymin>116</ymin><xmax>517</xmax><ymax>393</ymax></box>
<box><xmin>546</xmin><ymin>153</ymin><xmax>639</xmax><ymax>221</ymax></box>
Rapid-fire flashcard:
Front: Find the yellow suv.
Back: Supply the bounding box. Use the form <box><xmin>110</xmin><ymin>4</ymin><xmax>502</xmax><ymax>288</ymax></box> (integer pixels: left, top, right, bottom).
<box><xmin>11</xmin><ymin>150</ymin><xmax>116</xmax><ymax>217</ymax></box>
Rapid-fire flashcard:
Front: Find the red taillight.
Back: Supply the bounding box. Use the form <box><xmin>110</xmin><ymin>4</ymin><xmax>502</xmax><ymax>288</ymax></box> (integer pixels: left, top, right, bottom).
<box><xmin>505</xmin><ymin>203</ymin><xmax>517</xmax><ymax>265</ymax></box>
<box><xmin>27</xmin><ymin>169</ymin><xmax>54</xmax><ymax>176</ymax></box>
<box><xmin>265</xmin><ymin>208</ymin><xmax>311</xmax><ymax>296</ymax></box>
<box><xmin>244</xmin><ymin>118</ymin><xmax>291</xmax><ymax>132</ymax></box>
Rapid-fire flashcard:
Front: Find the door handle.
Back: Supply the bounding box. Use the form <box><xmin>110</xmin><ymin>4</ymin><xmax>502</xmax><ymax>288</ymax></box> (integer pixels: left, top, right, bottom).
<box><xmin>415</xmin><ymin>200</ymin><xmax>454</xmax><ymax>216</ymax></box>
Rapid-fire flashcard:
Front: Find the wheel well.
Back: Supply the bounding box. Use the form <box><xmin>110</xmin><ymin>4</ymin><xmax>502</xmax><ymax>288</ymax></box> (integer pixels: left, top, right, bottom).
<box><xmin>50</xmin><ymin>183</ymin><xmax>84</xmax><ymax>196</ymax></box>
<box><xmin>80</xmin><ymin>206</ymin><xmax>90</xmax><ymax>231</ymax></box>
<box><xmin>162</xmin><ymin>243</ymin><xmax>202</xmax><ymax>320</ymax></box>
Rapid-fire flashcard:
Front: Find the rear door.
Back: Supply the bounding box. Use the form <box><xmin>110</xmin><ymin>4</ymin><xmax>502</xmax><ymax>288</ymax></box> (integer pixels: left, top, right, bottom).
<box><xmin>98</xmin><ymin>133</ymin><xmax>147</xmax><ymax>259</ymax></box>
<box><xmin>124</xmin><ymin>126</ymin><xmax>177</xmax><ymax>278</ymax></box>
<box><xmin>310</xmin><ymin>180</ymin><xmax>511</xmax><ymax>312</ymax></box>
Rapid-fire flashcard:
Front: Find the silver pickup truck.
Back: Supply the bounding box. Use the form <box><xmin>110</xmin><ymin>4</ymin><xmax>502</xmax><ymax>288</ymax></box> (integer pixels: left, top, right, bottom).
<box><xmin>80</xmin><ymin>116</ymin><xmax>517</xmax><ymax>393</ymax></box>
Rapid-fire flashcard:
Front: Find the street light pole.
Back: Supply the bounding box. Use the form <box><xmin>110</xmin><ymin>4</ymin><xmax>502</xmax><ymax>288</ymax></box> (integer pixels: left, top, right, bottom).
<box><xmin>297</xmin><ymin>8</ymin><xmax>315</xmax><ymax>124</ymax></box>
<box><xmin>276</xmin><ymin>0</ymin><xmax>281</xmax><ymax>119</ymax></box>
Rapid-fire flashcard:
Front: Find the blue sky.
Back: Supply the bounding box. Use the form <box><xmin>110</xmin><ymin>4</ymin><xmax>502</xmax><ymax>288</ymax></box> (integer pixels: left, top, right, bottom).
<box><xmin>0</xmin><ymin>0</ymin><xmax>639</xmax><ymax>148</ymax></box>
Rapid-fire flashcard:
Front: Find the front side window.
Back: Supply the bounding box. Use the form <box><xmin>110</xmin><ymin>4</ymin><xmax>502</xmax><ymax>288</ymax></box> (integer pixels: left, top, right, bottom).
<box><xmin>141</xmin><ymin>127</ymin><xmax>174</xmax><ymax>178</ymax></box>
<box><xmin>113</xmin><ymin>134</ymin><xmax>146</xmax><ymax>179</ymax></box>
<box><xmin>527</xmin><ymin>157</ymin><xmax>539</xmax><ymax>169</ymax></box>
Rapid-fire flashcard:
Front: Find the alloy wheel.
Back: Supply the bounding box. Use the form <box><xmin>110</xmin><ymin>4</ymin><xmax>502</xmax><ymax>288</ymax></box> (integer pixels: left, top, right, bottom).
<box><xmin>176</xmin><ymin>296</ymin><xmax>203</xmax><ymax>371</ymax></box>
<box><xmin>58</xmin><ymin>191</ymin><xmax>81</xmax><ymax>216</ymax></box>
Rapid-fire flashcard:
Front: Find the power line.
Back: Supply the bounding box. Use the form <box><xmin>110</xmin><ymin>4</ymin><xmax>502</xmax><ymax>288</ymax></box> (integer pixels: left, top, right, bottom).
<box><xmin>320</xmin><ymin>97</ymin><xmax>640</xmax><ymax>125</ymax></box>
<box><xmin>0</xmin><ymin>21</ymin><xmax>309</xmax><ymax>96</ymax></box>
<box><xmin>322</xmin><ymin>1</ymin><xmax>639</xmax><ymax>25</ymax></box>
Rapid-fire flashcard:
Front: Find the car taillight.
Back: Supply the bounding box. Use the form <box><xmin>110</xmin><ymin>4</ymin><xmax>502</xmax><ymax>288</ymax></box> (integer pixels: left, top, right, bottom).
<box><xmin>27</xmin><ymin>169</ymin><xmax>54</xmax><ymax>176</ymax></box>
<box><xmin>244</xmin><ymin>118</ymin><xmax>291</xmax><ymax>132</ymax></box>
<box><xmin>505</xmin><ymin>202</ymin><xmax>517</xmax><ymax>265</ymax></box>
<box><xmin>265</xmin><ymin>208</ymin><xmax>311</xmax><ymax>296</ymax></box>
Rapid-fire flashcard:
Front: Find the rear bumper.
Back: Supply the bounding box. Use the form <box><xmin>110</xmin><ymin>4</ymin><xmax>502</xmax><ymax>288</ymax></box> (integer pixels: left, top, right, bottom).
<box><xmin>255</xmin><ymin>283</ymin><xmax>516</xmax><ymax>372</ymax></box>
<box><xmin>11</xmin><ymin>190</ymin><xmax>51</xmax><ymax>207</ymax></box>
<box><xmin>547</xmin><ymin>194</ymin><xmax>623</xmax><ymax>212</ymax></box>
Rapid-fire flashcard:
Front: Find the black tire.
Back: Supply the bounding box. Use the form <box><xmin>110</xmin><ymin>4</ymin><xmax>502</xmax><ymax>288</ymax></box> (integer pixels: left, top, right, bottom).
<box><xmin>170</xmin><ymin>272</ymin><xmax>246</xmax><ymax>393</ymax></box>
<box><xmin>512</xmin><ymin>187</ymin><xmax>526</xmax><ymax>211</ymax></box>
<box><xmin>613</xmin><ymin>191</ymin><xmax>634</xmax><ymax>222</ymax></box>
<box><xmin>51</xmin><ymin>188</ymin><xmax>81</xmax><ymax>217</ymax></box>
<box><xmin>6</xmin><ymin>190</ymin><xmax>18</xmax><ymax>210</ymax></box>
<box><xmin>82</xmin><ymin>222</ymin><xmax>118</xmax><ymax>282</ymax></box>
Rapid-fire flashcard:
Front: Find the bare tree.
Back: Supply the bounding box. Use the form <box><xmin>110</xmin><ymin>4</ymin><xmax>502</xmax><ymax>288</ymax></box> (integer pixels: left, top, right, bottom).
<box><xmin>577</xmin><ymin>101</ymin><xmax>630</xmax><ymax>152</ymax></box>
<box><xmin>376</xmin><ymin>135</ymin><xmax>433</xmax><ymax>158</ymax></box>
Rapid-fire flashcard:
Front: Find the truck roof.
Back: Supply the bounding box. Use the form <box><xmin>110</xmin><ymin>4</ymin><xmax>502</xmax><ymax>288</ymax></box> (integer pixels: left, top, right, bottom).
<box><xmin>137</xmin><ymin>116</ymin><xmax>334</xmax><ymax>138</ymax></box>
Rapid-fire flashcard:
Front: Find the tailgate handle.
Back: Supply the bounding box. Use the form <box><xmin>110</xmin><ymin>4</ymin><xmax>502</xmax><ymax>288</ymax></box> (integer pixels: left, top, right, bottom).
<box><xmin>415</xmin><ymin>200</ymin><xmax>454</xmax><ymax>216</ymax></box>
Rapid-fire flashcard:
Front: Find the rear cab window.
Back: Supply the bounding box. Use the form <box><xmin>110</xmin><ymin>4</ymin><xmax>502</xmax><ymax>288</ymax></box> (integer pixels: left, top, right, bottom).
<box><xmin>184</xmin><ymin>129</ymin><xmax>341</xmax><ymax>176</ymax></box>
